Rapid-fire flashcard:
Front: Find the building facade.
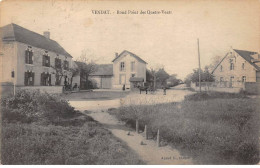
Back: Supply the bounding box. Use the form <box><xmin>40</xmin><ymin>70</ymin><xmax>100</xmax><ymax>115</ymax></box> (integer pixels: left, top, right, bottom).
<box><xmin>0</xmin><ymin>23</ymin><xmax>78</xmax><ymax>93</ymax></box>
<box><xmin>89</xmin><ymin>50</ymin><xmax>147</xmax><ymax>90</ymax></box>
<box><xmin>212</xmin><ymin>48</ymin><xmax>260</xmax><ymax>87</ymax></box>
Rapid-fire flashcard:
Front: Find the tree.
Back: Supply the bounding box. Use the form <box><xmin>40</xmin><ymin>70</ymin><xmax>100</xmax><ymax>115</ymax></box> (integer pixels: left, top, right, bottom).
<box><xmin>184</xmin><ymin>67</ymin><xmax>215</xmax><ymax>86</ymax></box>
<box><xmin>167</xmin><ymin>74</ymin><xmax>181</xmax><ymax>87</ymax></box>
<box><xmin>155</xmin><ymin>68</ymin><xmax>170</xmax><ymax>88</ymax></box>
<box><xmin>75</xmin><ymin>50</ymin><xmax>97</xmax><ymax>89</ymax></box>
<box><xmin>208</xmin><ymin>55</ymin><xmax>222</xmax><ymax>73</ymax></box>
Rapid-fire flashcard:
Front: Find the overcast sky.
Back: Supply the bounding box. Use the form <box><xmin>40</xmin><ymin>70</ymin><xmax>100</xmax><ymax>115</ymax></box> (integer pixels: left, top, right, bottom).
<box><xmin>1</xmin><ymin>0</ymin><xmax>259</xmax><ymax>79</ymax></box>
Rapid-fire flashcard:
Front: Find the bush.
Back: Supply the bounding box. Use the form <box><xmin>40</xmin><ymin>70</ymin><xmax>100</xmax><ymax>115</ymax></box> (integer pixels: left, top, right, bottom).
<box><xmin>184</xmin><ymin>91</ymin><xmax>248</xmax><ymax>101</ymax></box>
<box><xmin>1</xmin><ymin>90</ymin><xmax>76</xmax><ymax>124</ymax></box>
<box><xmin>110</xmin><ymin>98</ymin><xmax>260</xmax><ymax>164</ymax></box>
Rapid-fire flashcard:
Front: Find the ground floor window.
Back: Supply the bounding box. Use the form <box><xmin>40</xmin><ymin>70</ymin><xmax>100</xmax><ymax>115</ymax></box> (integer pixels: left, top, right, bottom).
<box><xmin>242</xmin><ymin>76</ymin><xmax>246</xmax><ymax>82</ymax></box>
<box><xmin>41</xmin><ymin>73</ymin><xmax>51</xmax><ymax>86</ymax></box>
<box><xmin>24</xmin><ymin>71</ymin><xmax>34</xmax><ymax>86</ymax></box>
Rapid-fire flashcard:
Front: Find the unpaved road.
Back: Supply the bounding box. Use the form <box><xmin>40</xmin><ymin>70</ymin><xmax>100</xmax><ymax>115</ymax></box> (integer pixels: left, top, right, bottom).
<box><xmin>69</xmin><ymin>89</ymin><xmax>194</xmax><ymax>165</ymax></box>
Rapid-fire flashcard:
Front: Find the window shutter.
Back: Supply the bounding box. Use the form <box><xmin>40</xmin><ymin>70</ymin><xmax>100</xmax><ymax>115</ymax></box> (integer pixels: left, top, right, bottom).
<box><xmin>49</xmin><ymin>74</ymin><xmax>52</xmax><ymax>85</ymax></box>
<box><xmin>25</xmin><ymin>50</ymin><xmax>29</xmax><ymax>63</ymax></box>
<box><xmin>24</xmin><ymin>72</ymin><xmax>28</xmax><ymax>86</ymax></box>
<box><xmin>29</xmin><ymin>52</ymin><xmax>33</xmax><ymax>64</ymax></box>
<box><xmin>48</xmin><ymin>56</ymin><xmax>51</xmax><ymax>67</ymax></box>
<box><xmin>41</xmin><ymin>73</ymin><xmax>43</xmax><ymax>85</ymax></box>
<box><xmin>32</xmin><ymin>72</ymin><xmax>35</xmax><ymax>86</ymax></box>
<box><xmin>42</xmin><ymin>56</ymin><xmax>45</xmax><ymax>66</ymax></box>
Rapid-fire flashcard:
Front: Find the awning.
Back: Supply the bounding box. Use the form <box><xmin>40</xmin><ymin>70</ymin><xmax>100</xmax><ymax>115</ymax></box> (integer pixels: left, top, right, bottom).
<box><xmin>129</xmin><ymin>77</ymin><xmax>144</xmax><ymax>82</ymax></box>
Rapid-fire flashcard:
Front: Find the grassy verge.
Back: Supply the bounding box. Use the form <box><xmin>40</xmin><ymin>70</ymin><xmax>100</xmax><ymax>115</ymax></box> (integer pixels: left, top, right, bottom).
<box><xmin>1</xmin><ymin>90</ymin><xmax>143</xmax><ymax>165</ymax></box>
<box><xmin>108</xmin><ymin>92</ymin><xmax>260</xmax><ymax>164</ymax></box>
<box><xmin>62</xmin><ymin>91</ymin><xmax>129</xmax><ymax>101</ymax></box>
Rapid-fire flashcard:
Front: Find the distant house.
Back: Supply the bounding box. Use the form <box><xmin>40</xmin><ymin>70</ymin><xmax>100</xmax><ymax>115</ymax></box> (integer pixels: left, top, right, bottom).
<box><xmin>89</xmin><ymin>64</ymin><xmax>113</xmax><ymax>89</ymax></box>
<box><xmin>212</xmin><ymin>48</ymin><xmax>260</xmax><ymax>87</ymax></box>
<box><xmin>0</xmin><ymin>23</ymin><xmax>78</xmax><ymax>93</ymax></box>
<box><xmin>89</xmin><ymin>50</ymin><xmax>147</xmax><ymax>90</ymax></box>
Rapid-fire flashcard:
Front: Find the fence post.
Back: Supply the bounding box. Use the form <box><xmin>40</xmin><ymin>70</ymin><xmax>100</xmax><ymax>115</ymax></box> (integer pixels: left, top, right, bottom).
<box><xmin>144</xmin><ymin>125</ymin><xmax>148</xmax><ymax>140</ymax></box>
<box><xmin>136</xmin><ymin>119</ymin><xmax>139</xmax><ymax>133</ymax></box>
<box><xmin>157</xmin><ymin>129</ymin><xmax>160</xmax><ymax>147</ymax></box>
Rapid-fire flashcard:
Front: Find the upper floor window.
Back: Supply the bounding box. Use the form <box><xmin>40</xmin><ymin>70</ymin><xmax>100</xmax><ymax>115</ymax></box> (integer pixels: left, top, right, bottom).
<box><xmin>230</xmin><ymin>63</ymin><xmax>234</xmax><ymax>70</ymax></box>
<box><xmin>24</xmin><ymin>71</ymin><xmax>34</xmax><ymax>86</ymax></box>
<box><xmin>64</xmin><ymin>60</ymin><xmax>69</xmax><ymax>70</ymax></box>
<box><xmin>25</xmin><ymin>48</ymin><xmax>33</xmax><ymax>64</ymax></box>
<box><xmin>120</xmin><ymin>62</ymin><xmax>125</xmax><ymax>71</ymax></box>
<box><xmin>42</xmin><ymin>55</ymin><xmax>50</xmax><ymax>67</ymax></box>
<box><xmin>55</xmin><ymin>58</ymin><xmax>62</xmax><ymax>69</ymax></box>
<box><xmin>242</xmin><ymin>63</ymin><xmax>245</xmax><ymax>70</ymax></box>
<box><xmin>131</xmin><ymin>61</ymin><xmax>135</xmax><ymax>72</ymax></box>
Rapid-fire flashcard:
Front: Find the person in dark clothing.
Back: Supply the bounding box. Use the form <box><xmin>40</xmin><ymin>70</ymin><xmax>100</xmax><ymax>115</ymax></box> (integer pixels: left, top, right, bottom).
<box><xmin>122</xmin><ymin>84</ymin><xmax>125</xmax><ymax>91</ymax></box>
<box><xmin>163</xmin><ymin>87</ymin><xmax>167</xmax><ymax>95</ymax></box>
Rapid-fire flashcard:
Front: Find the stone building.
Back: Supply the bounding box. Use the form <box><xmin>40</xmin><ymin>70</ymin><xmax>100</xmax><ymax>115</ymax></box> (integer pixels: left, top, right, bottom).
<box><xmin>212</xmin><ymin>48</ymin><xmax>260</xmax><ymax>87</ymax></box>
<box><xmin>0</xmin><ymin>23</ymin><xmax>78</xmax><ymax>93</ymax></box>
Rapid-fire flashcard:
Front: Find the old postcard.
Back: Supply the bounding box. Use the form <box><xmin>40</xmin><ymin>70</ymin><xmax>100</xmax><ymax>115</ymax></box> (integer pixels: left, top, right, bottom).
<box><xmin>0</xmin><ymin>0</ymin><xmax>259</xmax><ymax>165</ymax></box>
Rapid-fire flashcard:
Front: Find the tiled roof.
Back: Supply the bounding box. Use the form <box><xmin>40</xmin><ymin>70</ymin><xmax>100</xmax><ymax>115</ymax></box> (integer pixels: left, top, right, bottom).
<box><xmin>89</xmin><ymin>64</ymin><xmax>113</xmax><ymax>76</ymax></box>
<box><xmin>0</xmin><ymin>23</ymin><xmax>72</xmax><ymax>57</ymax></box>
<box><xmin>212</xmin><ymin>49</ymin><xmax>260</xmax><ymax>73</ymax></box>
<box><xmin>112</xmin><ymin>50</ymin><xmax>147</xmax><ymax>64</ymax></box>
<box><xmin>233</xmin><ymin>49</ymin><xmax>260</xmax><ymax>71</ymax></box>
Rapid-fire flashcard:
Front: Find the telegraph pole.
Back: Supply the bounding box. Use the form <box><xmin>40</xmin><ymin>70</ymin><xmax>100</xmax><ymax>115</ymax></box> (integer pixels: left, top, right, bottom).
<box><xmin>197</xmin><ymin>39</ymin><xmax>201</xmax><ymax>92</ymax></box>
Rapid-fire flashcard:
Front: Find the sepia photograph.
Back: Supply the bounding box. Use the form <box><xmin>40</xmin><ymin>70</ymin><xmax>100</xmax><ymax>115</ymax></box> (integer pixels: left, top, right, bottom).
<box><xmin>0</xmin><ymin>0</ymin><xmax>259</xmax><ymax>165</ymax></box>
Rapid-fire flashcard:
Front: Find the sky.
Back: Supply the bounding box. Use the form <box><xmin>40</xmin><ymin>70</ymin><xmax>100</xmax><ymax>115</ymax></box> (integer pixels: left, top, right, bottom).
<box><xmin>1</xmin><ymin>0</ymin><xmax>259</xmax><ymax>79</ymax></box>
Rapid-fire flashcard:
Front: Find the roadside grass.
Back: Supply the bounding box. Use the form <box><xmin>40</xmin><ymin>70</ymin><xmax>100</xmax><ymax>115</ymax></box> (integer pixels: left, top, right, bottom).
<box><xmin>62</xmin><ymin>91</ymin><xmax>129</xmax><ymax>101</ymax></box>
<box><xmin>1</xmin><ymin>90</ymin><xmax>143</xmax><ymax>165</ymax></box>
<box><xmin>108</xmin><ymin>93</ymin><xmax>260</xmax><ymax>164</ymax></box>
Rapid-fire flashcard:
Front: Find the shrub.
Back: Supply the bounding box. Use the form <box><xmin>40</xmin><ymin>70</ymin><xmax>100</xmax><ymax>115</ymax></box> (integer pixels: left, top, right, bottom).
<box><xmin>1</xmin><ymin>90</ymin><xmax>76</xmax><ymax>124</ymax></box>
<box><xmin>110</xmin><ymin>98</ymin><xmax>260</xmax><ymax>164</ymax></box>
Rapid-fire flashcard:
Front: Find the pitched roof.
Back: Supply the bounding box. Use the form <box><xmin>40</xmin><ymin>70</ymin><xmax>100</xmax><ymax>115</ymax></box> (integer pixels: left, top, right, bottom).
<box><xmin>89</xmin><ymin>64</ymin><xmax>113</xmax><ymax>76</ymax></box>
<box><xmin>0</xmin><ymin>23</ymin><xmax>72</xmax><ymax>57</ymax></box>
<box><xmin>112</xmin><ymin>50</ymin><xmax>147</xmax><ymax>64</ymax></box>
<box><xmin>233</xmin><ymin>49</ymin><xmax>260</xmax><ymax>71</ymax></box>
<box><xmin>212</xmin><ymin>49</ymin><xmax>260</xmax><ymax>73</ymax></box>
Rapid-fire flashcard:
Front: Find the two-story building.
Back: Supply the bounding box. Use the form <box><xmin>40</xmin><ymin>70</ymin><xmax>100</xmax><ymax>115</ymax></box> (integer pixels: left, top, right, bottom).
<box><xmin>89</xmin><ymin>50</ymin><xmax>147</xmax><ymax>90</ymax></box>
<box><xmin>212</xmin><ymin>48</ymin><xmax>260</xmax><ymax>87</ymax></box>
<box><xmin>0</xmin><ymin>23</ymin><xmax>78</xmax><ymax>94</ymax></box>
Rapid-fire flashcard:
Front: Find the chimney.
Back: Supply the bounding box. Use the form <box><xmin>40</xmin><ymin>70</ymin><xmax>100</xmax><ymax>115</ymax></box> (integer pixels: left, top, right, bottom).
<box><xmin>115</xmin><ymin>52</ymin><xmax>119</xmax><ymax>58</ymax></box>
<box><xmin>43</xmin><ymin>31</ymin><xmax>50</xmax><ymax>39</ymax></box>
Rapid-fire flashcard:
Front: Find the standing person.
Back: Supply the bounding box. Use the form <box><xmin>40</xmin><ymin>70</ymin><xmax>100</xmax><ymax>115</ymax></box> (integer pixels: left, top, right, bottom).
<box><xmin>163</xmin><ymin>87</ymin><xmax>166</xmax><ymax>95</ymax></box>
<box><xmin>122</xmin><ymin>84</ymin><xmax>125</xmax><ymax>91</ymax></box>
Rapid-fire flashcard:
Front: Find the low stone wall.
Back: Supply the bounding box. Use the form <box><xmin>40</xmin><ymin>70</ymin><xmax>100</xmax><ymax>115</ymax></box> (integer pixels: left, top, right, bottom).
<box><xmin>190</xmin><ymin>82</ymin><xmax>242</xmax><ymax>93</ymax></box>
<box><xmin>244</xmin><ymin>82</ymin><xmax>260</xmax><ymax>94</ymax></box>
<box><xmin>17</xmin><ymin>86</ymin><xmax>63</xmax><ymax>94</ymax></box>
<box><xmin>1</xmin><ymin>82</ymin><xmax>14</xmax><ymax>97</ymax></box>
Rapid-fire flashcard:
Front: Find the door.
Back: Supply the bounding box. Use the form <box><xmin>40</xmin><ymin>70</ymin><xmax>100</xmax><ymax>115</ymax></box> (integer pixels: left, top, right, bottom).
<box><xmin>256</xmin><ymin>72</ymin><xmax>260</xmax><ymax>82</ymax></box>
<box><xmin>229</xmin><ymin>76</ymin><xmax>234</xmax><ymax>87</ymax></box>
<box><xmin>101</xmin><ymin>77</ymin><xmax>112</xmax><ymax>89</ymax></box>
<box><xmin>119</xmin><ymin>74</ymin><xmax>126</xmax><ymax>85</ymax></box>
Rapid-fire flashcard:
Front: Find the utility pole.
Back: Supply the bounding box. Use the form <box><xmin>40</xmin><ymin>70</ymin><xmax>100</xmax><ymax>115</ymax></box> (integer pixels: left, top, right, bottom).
<box><xmin>197</xmin><ymin>39</ymin><xmax>201</xmax><ymax>93</ymax></box>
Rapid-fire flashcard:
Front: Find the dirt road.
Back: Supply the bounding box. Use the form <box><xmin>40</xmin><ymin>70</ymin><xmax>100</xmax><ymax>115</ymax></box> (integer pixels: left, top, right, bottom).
<box><xmin>69</xmin><ymin>89</ymin><xmax>194</xmax><ymax>164</ymax></box>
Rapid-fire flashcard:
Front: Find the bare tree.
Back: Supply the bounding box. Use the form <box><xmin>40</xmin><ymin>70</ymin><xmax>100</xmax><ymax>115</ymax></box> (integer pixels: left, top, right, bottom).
<box><xmin>75</xmin><ymin>50</ymin><xmax>97</xmax><ymax>89</ymax></box>
<box><xmin>208</xmin><ymin>55</ymin><xmax>222</xmax><ymax>73</ymax></box>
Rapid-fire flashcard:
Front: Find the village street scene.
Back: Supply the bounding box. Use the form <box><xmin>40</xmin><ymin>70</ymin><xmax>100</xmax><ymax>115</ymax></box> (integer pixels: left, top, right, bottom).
<box><xmin>0</xmin><ymin>0</ymin><xmax>260</xmax><ymax>165</ymax></box>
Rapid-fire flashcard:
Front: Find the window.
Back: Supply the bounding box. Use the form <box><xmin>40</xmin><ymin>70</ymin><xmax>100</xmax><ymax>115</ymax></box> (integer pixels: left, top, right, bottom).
<box><xmin>55</xmin><ymin>58</ymin><xmax>62</xmax><ymax>69</ymax></box>
<box><xmin>131</xmin><ymin>61</ymin><xmax>135</xmax><ymax>71</ymax></box>
<box><xmin>41</xmin><ymin>73</ymin><xmax>51</xmax><ymax>86</ymax></box>
<box><xmin>24</xmin><ymin>71</ymin><xmax>34</xmax><ymax>86</ymax></box>
<box><xmin>42</xmin><ymin>55</ymin><xmax>50</xmax><ymax>67</ymax></box>
<box><xmin>242</xmin><ymin>76</ymin><xmax>246</xmax><ymax>82</ymax></box>
<box><xmin>220</xmin><ymin>77</ymin><xmax>223</xmax><ymax>82</ymax></box>
<box><xmin>120</xmin><ymin>62</ymin><xmax>125</xmax><ymax>71</ymax></box>
<box><xmin>242</xmin><ymin>63</ymin><xmax>245</xmax><ymax>69</ymax></box>
<box><xmin>230</xmin><ymin>63</ymin><xmax>234</xmax><ymax>70</ymax></box>
<box><xmin>220</xmin><ymin>65</ymin><xmax>223</xmax><ymax>72</ymax></box>
<box><xmin>64</xmin><ymin>60</ymin><xmax>69</xmax><ymax>70</ymax></box>
<box><xmin>131</xmin><ymin>74</ymin><xmax>135</xmax><ymax>77</ymax></box>
<box><xmin>25</xmin><ymin>49</ymin><xmax>33</xmax><ymax>64</ymax></box>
